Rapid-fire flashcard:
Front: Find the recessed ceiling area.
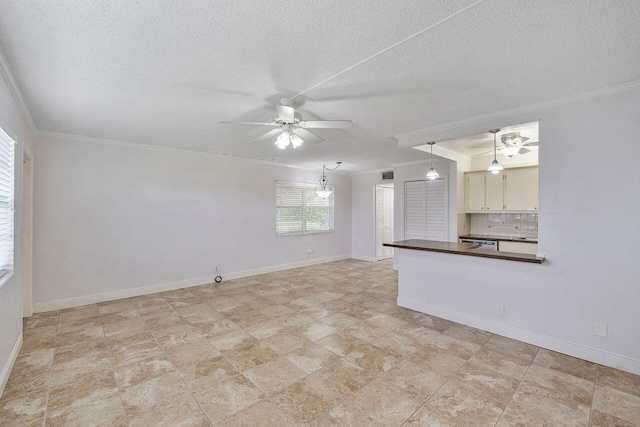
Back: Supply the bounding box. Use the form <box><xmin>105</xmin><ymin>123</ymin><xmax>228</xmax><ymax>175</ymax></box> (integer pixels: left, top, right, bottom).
<box><xmin>417</xmin><ymin>122</ymin><xmax>539</xmax><ymax>158</ymax></box>
<box><xmin>1</xmin><ymin>1</ymin><xmax>639</xmax><ymax>172</ymax></box>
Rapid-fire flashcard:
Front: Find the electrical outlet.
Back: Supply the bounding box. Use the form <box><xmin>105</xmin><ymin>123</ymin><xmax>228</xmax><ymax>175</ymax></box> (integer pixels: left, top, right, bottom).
<box><xmin>594</xmin><ymin>321</ymin><xmax>608</xmax><ymax>337</ymax></box>
<box><xmin>496</xmin><ymin>303</ymin><xmax>504</xmax><ymax>316</ymax></box>
<box><xmin>307</xmin><ymin>248</ymin><xmax>313</xmax><ymax>255</ymax></box>
<box><xmin>161</xmin><ymin>269</ymin><xmax>167</xmax><ymax>278</ymax></box>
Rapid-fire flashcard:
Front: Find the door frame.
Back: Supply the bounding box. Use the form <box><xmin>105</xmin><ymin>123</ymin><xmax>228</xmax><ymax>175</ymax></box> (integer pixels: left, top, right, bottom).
<box><xmin>22</xmin><ymin>149</ymin><xmax>33</xmax><ymax>317</ymax></box>
<box><xmin>374</xmin><ymin>183</ymin><xmax>394</xmax><ymax>260</ymax></box>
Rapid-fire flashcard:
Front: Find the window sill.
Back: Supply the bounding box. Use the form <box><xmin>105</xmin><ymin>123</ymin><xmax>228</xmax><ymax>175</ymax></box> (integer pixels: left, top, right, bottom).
<box><xmin>277</xmin><ymin>231</ymin><xmax>335</xmax><ymax>237</ymax></box>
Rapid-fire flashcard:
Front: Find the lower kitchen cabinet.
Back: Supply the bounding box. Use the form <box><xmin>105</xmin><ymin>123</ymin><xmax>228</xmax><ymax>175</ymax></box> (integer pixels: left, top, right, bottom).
<box><xmin>498</xmin><ymin>241</ymin><xmax>538</xmax><ymax>255</ymax></box>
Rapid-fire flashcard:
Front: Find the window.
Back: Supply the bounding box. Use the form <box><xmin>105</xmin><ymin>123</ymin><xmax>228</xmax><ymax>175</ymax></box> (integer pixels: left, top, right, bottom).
<box><xmin>276</xmin><ymin>181</ymin><xmax>334</xmax><ymax>236</ymax></box>
<box><xmin>0</xmin><ymin>127</ymin><xmax>15</xmax><ymax>278</ymax></box>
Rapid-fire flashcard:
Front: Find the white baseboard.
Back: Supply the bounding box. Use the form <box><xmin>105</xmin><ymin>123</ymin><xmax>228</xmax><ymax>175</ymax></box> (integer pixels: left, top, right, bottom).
<box><xmin>351</xmin><ymin>254</ymin><xmax>377</xmax><ymax>262</ymax></box>
<box><xmin>33</xmin><ymin>254</ymin><xmax>351</xmax><ymax>313</ymax></box>
<box><xmin>0</xmin><ymin>332</ymin><xmax>22</xmax><ymax>397</ymax></box>
<box><xmin>398</xmin><ymin>296</ymin><xmax>640</xmax><ymax>376</ymax></box>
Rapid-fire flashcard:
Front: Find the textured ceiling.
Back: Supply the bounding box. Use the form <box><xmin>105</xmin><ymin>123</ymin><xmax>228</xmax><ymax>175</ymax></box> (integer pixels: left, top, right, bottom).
<box><xmin>1</xmin><ymin>0</ymin><xmax>639</xmax><ymax>172</ymax></box>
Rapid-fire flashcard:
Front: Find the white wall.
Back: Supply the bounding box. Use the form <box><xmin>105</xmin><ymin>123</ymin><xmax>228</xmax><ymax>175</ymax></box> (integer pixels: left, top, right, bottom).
<box><xmin>33</xmin><ymin>135</ymin><xmax>351</xmax><ymax>308</ymax></box>
<box><xmin>0</xmin><ymin>65</ymin><xmax>35</xmax><ymax>389</ymax></box>
<box><xmin>351</xmin><ymin>158</ymin><xmax>456</xmax><ymax>262</ymax></box>
<box><xmin>394</xmin><ymin>88</ymin><xmax>640</xmax><ymax>373</ymax></box>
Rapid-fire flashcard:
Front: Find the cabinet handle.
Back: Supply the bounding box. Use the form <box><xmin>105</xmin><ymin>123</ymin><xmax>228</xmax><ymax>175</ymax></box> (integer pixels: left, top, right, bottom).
<box><xmin>534</xmin><ymin>207</ymin><xmax>538</xmax><ymax>210</ymax></box>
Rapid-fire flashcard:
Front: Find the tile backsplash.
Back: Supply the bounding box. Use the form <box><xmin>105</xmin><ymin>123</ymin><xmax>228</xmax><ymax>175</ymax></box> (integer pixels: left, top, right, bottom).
<box><xmin>470</xmin><ymin>213</ymin><xmax>538</xmax><ymax>239</ymax></box>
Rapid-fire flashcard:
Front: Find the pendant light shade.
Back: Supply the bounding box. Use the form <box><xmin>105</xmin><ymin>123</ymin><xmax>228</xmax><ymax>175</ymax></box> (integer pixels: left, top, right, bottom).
<box><xmin>487</xmin><ymin>129</ymin><xmax>504</xmax><ymax>174</ymax></box>
<box><xmin>426</xmin><ymin>141</ymin><xmax>440</xmax><ymax>180</ymax></box>
<box><xmin>315</xmin><ymin>162</ymin><xmax>342</xmax><ymax>198</ymax></box>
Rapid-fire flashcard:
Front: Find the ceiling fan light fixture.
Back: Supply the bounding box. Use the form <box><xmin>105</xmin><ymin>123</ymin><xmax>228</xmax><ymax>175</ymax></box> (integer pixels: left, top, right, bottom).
<box><xmin>274</xmin><ymin>132</ymin><xmax>290</xmax><ymax>149</ymax></box>
<box><xmin>502</xmin><ymin>145</ymin><xmax>520</xmax><ymax>157</ymax></box>
<box><xmin>290</xmin><ymin>133</ymin><xmax>304</xmax><ymax>148</ymax></box>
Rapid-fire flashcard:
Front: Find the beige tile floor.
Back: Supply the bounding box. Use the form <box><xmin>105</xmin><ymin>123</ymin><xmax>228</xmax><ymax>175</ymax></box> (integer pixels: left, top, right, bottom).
<box><xmin>1</xmin><ymin>259</ymin><xmax>639</xmax><ymax>426</ymax></box>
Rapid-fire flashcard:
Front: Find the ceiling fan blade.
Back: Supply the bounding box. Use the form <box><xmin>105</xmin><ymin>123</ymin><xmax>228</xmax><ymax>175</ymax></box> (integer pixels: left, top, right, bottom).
<box><xmin>521</xmin><ymin>141</ymin><xmax>539</xmax><ymax>147</ymax></box>
<box><xmin>251</xmin><ymin>129</ymin><xmax>282</xmax><ymax>143</ymax></box>
<box><xmin>276</xmin><ymin>105</ymin><xmax>295</xmax><ymax>122</ymax></box>
<box><xmin>518</xmin><ymin>148</ymin><xmax>531</xmax><ymax>154</ymax></box>
<box><xmin>219</xmin><ymin>121</ymin><xmax>277</xmax><ymax>126</ymax></box>
<box><xmin>299</xmin><ymin>120</ymin><xmax>353</xmax><ymax>129</ymax></box>
<box><xmin>293</xmin><ymin>128</ymin><xmax>324</xmax><ymax>144</ymax></box>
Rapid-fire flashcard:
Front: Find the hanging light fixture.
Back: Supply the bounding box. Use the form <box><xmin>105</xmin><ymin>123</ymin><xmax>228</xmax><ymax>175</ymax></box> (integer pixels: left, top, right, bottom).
<box><xmin>315</xmin><ymin>162</ymin><xmax>342</xmax><ymax>198</ymax></box>
<box><xmin>487</xmin><ymin>129</ymin><xmax>504</xmax><ymax>174</ymax></box>
<box><xmin>425</xmin><ymin>141</ymin><xmax>440</xmax><ymax>180</ymax></box>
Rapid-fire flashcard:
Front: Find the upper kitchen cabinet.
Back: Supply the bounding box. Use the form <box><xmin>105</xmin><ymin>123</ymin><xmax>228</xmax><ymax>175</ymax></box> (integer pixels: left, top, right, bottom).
<box><xmin>466</xmin><ymin>172</ymin><xmax>485</xmax><ymax>212</ymax></box>
<box><xmin>465</xmin><ymin>166</ymin><xmax>538</xmax><ymax>213</ymax></box>
<box><xmin>505</xmin><ymin>166</ymin><xmax>538</xmax><ymax>211</ymax></box>
<box><xmin>485</xmin><ymin>172</ymin><xmax>505</xmax><ymax>211</ymax></box>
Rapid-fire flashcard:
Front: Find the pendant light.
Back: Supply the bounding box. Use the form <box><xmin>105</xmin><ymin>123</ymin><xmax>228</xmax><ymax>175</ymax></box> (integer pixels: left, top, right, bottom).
<box><xmin>425</xmin><ymin>141</ymin><xmax>439</xmax><ymax>180</ymax></box>
<box><xmin>487</xmin><ymin>129</ymin><xmax>504</xmax><ymax>174</ymax></box>
<box><xmin>315</xmin><ymin>162</ymin><xmax>342</xmax><ymax>198</ymax></box>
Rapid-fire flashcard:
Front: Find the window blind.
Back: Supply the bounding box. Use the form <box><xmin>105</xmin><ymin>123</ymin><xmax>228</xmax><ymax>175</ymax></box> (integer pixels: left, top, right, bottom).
<box><xmin>0</xmin><ymin>127</ymin><xmax>15</xmax><ymax>278</ymax></box>
<box><xmin>276</xmin><ymin>181</ymin><xmax>334</xmax><ymax>236</ymax></box>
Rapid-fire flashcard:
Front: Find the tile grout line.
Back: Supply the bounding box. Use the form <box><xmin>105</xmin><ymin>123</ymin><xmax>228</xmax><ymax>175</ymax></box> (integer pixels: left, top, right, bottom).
<box><xmin>98</xmin><ymin>305</ymin><xmax>133</xmax><ymax>427</ymax></box>
<box><xmin>39</xmin><ymin>314</ymin><xmax>59</xmax><ymax>427</ymax></box>
<box><xmin>587</xmin><ymin>365</ymin><xmax>598</xmax><ymax>426</ymax></box>
<box><xmin>143</xmin><ymin>289</ymin><xmax>218</xmax><ymax>426</ymax></box>
<box><xmin>492</xmin><ymin>346</ymin><xmax>541</xmax><ymax>427</ymax></box>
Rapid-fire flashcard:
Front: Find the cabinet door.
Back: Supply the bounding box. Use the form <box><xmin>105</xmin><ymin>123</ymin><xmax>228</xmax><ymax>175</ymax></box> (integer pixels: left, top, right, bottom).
<box><xmin>466</xmin><ymin>173</ymin><xmax>485</xmax><ymax>211</ymax></box>
<box><xmin>505</xmin><ymin>167</ymin><xmax>538</xmax><ymax>211</ymax></box>
<box><xmin>485</xmin><ymin>172</ymin><xmax>504</xmax><ymax>211</ymax></box>
<box><xmin>499</xmin><ymin>241</ymin><xmax>538</xmax><ymax>255</ymax></box>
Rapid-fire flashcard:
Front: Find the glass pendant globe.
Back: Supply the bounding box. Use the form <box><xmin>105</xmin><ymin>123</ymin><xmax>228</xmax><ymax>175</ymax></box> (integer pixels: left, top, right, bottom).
<box><xmin>487</xmin><ymin>159</ymin><xmax>504</xmax><ymax>174</ymax></box>
<box><xmin>426</xmin><ymin>167</ymin><xmax>440</xmax><ymax>180</ymax></box>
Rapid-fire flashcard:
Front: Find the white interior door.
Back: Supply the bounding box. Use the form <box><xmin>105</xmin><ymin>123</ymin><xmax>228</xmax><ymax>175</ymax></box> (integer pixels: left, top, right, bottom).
<box><xmin>376</xmin><ymin>185</ymin><xmax>394</xmax><ymax>259</ymax></box>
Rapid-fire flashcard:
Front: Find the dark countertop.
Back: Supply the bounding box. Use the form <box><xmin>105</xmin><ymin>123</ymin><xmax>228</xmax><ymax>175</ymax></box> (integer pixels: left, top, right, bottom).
<box><xmin>384</xmin><ymin>239</ymin><xmax>544</xmax><ymax>264</ymax></box>
<box><xmin>459</xmin><ymin>234</ymin><xmax>538</xmax><ymax>244</ymax></box>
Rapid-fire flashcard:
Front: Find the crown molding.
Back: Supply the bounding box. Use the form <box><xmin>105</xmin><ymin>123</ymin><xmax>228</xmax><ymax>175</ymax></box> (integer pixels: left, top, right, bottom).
<box><xmin>0</xmin><ymin>45</ymin><xmax>38</xmax><ymax>137</ymax></box>
<box><xmin>395</xmin><ymin>79</ymin><xmax>640</xmax><ymax>147</ymax></box>
<box><xmin>37</xmin><ymin>130</ymin><xmax>350</xmax><ymax>174</ymax></box>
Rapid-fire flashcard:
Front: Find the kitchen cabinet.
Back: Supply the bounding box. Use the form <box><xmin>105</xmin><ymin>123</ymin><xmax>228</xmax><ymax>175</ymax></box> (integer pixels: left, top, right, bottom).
<box><xmin>466</xmin><ymin>172</ymin><xmax>485</xmax><ymax>212</ymax></box>
<box><xmin>465</xmin><ymin>166</ymin><xmax>538</xmax><ymax>213</ymax></box>
<box><xmin>505</xmin><ymin>166</ymin><xmax>538</xmax><ymax>211</ymax></box>
<box><xmin>485</xmin><ymin>172</ymin><xmax>504</xmax><ymax>211</ymax></box>
<box><xmin>499</xmin><ymin>241</ymin><xmax>538</xmax><ymax>255</ymax></box>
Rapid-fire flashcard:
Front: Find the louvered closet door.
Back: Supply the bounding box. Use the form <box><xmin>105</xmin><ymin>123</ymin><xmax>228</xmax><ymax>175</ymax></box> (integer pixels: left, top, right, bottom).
<box><xmin>425</xmin><ymin>178</ymin><xmax>447</xmax><ymax>241</ymax></box>
<box><xmin>404</xmin><ymin>181</ymin><xmax>427</xmax><ymax>240</ymax></box>
<box><xmin>404</xmin><ymin>178</ymin><xmax>448</xmax><ymax>242</ymax></box>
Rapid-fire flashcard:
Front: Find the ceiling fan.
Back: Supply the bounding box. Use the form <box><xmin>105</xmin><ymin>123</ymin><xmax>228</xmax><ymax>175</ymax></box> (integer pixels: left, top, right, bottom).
<box><xmin>220</xmin><ymin>98</ymin><xmax>353</xmax><ymax>149</ymax></box>
<box><xmin>478</xmin><ymin>132</ymin><xmax>538</xmax><ymax>157</ymax></box>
